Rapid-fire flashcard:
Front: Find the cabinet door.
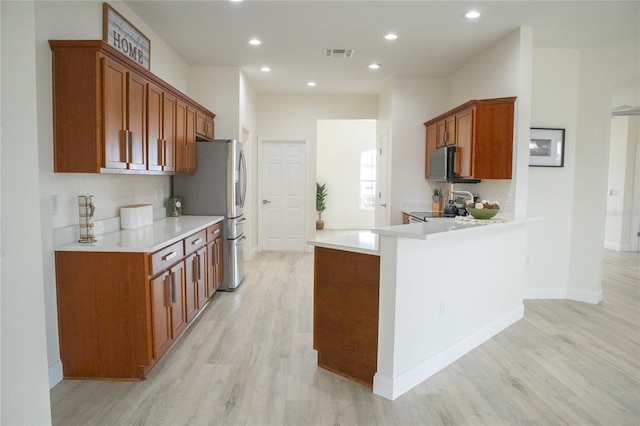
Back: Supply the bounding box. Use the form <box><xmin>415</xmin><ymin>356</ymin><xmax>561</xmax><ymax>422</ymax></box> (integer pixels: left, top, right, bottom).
<box><xmin>185</xmin><ymin>248</ymin><xmax>207</xmax><ymax>312</ymax></box>
<box><xmin>102</xmin><ymin>57</ymin><xmax>146</xmax><ymax>171</ymax></box>
<box><xmin>175</xmin><ymin>101</ymin><xmax>196</xmax><ymax>174</ymax></box>
<box><xmin>196</xmin><ymin>110</ymin><xmax>215</xmax><ymax>141</ymax></box>
<box><xmin>455</xmin><ymin>108</ymin><xmax>474</xmax><ymax>178</ymax></box>
<box><xmin>162</xmin><ymin>92</ymin><xmax>177</xmax><ymax>172</ymax></box>
<box><xmin>186</xmin><ymin>107</ymin><xmax>197</xmax><ymax>173</ymax></box>
<box><xmin>150</xmin><ymin>272</ymin><xmax>172</xmax><ymax>359</ymax></box>
<box><xmin>425</xmin><ymin>124</ymin><xmax>437</xmax><ymax>179</ymax></box>
<box><xmin>169</xmin><ymin>262</ymin><xmax>187</xmax><ymax>338</ymax></box>
<box><xmin>195</xmin><ymin>247</ymin><xmax>207</xmax><ymax>308</ymax></box>
<box><xmin>147</xmin><ymin>83</ymin><xmax>164</xmax><ymax>171</ymax></box>
<box><xmin>214</xmin><ymin>236</ymin><xmax>224</xmax><ymax>291</ymax></box>
<box><xmin>127</xmin><ymin>71</ymin><xmax>147</xmax><ymax>170</ymax></box>
<box><xmin>444</xmin><ymin>116</ymin><xmax>456</xmax><ymax>146</ymax></box>
<box><xmin>103</xmin><ymin>58</ymin><xmax>128</xmax><ymax>170</ymax></box>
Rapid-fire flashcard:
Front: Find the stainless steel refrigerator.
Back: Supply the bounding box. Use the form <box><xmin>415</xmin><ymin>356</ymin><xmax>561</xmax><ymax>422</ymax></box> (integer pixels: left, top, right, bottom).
<box><xmin>173</xmin><ymin>139</ymin><xmax>247</xmax><ymax>291</ymax></box>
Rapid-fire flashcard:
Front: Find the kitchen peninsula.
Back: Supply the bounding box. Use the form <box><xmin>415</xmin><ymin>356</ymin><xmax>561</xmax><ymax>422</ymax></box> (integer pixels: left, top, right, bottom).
<box><xmin>309</xmin><ymin>217</ymin><xmax>529</xmax><ymax>400</ymax></box>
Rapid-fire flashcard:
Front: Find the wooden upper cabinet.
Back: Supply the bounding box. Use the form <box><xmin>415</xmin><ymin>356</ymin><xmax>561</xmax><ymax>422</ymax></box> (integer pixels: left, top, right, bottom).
<box><xmin>196</xmin><ymin>109</ymin><xmax>215</xmax><ymax>141</ymax></box>
<box><xmin>455</xmin><ymin>107</ymin><xmax>474</xmax><ymax>177</ymax></box>
<box><xmin>101</xmin><ymin>59</ymin><xmax>147</xmax><ymax>171</ymax></box>
<box><xmin>148</xmin><ymin>83</ymin><xmax>176</xmax><ymax>173</ymax></box>
<box><xmin>424</xmin><ymin>124</ymin><xmax>437</xmax><ymax>179</ymax></box>
<box><xmin>49</xmin><ymin>40</ymin><xmax>215</xmax><ymax>175</ymax></box>
<box><xmin>424</xmin><ymin>97</ymin><xmax>516</xmax><ymax>180</ymax></box>
<box><xmin>175</xmin><ymin>100</ymin><xmax>197</xmax><ymax>174</ymax></box>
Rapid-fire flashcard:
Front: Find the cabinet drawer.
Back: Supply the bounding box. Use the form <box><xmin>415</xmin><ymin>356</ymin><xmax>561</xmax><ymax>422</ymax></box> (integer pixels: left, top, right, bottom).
<box><xmin>184</xmin><ymin>230</ymin><xmax>207</xmax><ymax>255</ymax></box>
<box><xmin>149</xmin><ymin>241</ymin><xmax>184</xmax><ymax>276</ymax></box>
<box><xmin>206</xmin><ymin>222</ymin><xmax>223</xmax><ymax>242</ymax></box>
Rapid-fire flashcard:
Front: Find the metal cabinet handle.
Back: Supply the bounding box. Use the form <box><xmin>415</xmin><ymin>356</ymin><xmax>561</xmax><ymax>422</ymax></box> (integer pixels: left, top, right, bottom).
<box><xmin>170</xmin><ymin>272</ymin><xmax>177</xmax><ymax>305</ymax></box>
<box><xmin>164</xmin><ymin>273</ymin><xmax>171</xmax><ymax>308</ymax></box>
<box><xmin>192</xmin><ymin>238</ymin><xmax>203</xmax><ymax>245</ymax></box>
<box><xmin>213</xmin><ymin>228</ymin><xmax>221</xmax><ymax>235</ymax></box>
<box><xmin>162</xmin><ymin>251</ymin><xmax>177</xmax><ymax>261</ymax></box>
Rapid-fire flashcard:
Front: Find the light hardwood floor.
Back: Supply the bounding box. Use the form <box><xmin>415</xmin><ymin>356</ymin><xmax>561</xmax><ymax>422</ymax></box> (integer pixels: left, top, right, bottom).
<box><xmin>50</xmin><ymin>248</ymin><xmax>640</xmax><ymax>425</ymax></box>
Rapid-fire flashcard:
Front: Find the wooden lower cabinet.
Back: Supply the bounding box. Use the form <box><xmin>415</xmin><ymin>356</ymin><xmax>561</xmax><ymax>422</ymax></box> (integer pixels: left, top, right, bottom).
<box><xmin>313</xmin><ymin>247</ymin><xmax>380</xmax><ymax>387</ymax></box>
<box><xmin>55</xmin><ymin>226</ymin><xmax>220</xmax><ymax>381</ymax></box>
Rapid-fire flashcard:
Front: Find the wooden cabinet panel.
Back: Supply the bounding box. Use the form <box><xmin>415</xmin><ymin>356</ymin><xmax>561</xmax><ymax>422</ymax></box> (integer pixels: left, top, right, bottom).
<box><xmin>196</xmin><ymin>109</ymin><xmax>215</xmax><ymax>141</ymax></box>
<box><xmin>55</xmin><ymin>251</ymin><xmax>151</xmax><ymax>380</ymax></box>
<box><xmin>149</xmin><ymin>241</ymin><xmax>184</xmax><ymax>276</ymax></box>
<box><xmin>313</xmin><ymin>247</ymin><xmax>380</xmax><ymax>387</ymax></box>
<box><xmin>184</xmin><ymin>251</ymin><xmax>204</xmax><ymax>322</ymax></box>
<box><xmin>206</xmin><ymin>222</ymin><xmax>224</xmax><ymax>296</ymax></box>
<box><xmin>49</xmin><ymin>40</ymin><xmax>214</xmax><ymax>175</ymax></box>
<box><xmin>102</xmin><ymin>57</ymin><xmax>146</xmax><ymax>171</ymax></box>
<box><xmin>455</xmin><ymin>107</ymin><xmax>474</xmax><ymax>177</ymax></box>
<box><xmin>425</xmin><ymin>123</ymin><xmax>437</xmax><ymax>179</ymax></box>
<box><xmin>103</xmin><ymin>58</ymin><xmax>128</xmax><ymax>170</ymax></box>
<box><xmin>175</xmin><ymin>101</ymin><xmax>196</xmax><ymax>174</ymax></box>
<box><xmin>184</xmin><ymin>229</ymin><xmax>206</xmax><ymax>255</ymax></box>
<box><xmin>169</xmin><ymin>261</ymin><xmax>187</xmax><ymax>337</ymax></box>
<box><xmin>151</xmin><ymin>271</ymin><xmax>172</xmax><ymax>359</ymax></box>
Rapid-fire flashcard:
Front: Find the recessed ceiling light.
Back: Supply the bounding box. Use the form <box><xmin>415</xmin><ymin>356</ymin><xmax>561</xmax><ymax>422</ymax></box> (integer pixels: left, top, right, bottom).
<box><xmin>307</xmin><ymin>82</ymin><xmax>316</xmax><ymax>87</ymax></box>
<box><xmin>260</xmin><ymin>66</ymin><xmax>271</xmax><ymax>72</ymax></box>
<box><xmin>248</xmin><ymin>38</ymin><xmax>261</xmax><ymax>46</ymax></box>
<box><xmin>368</xmin><ymin>63</ymin><xmax>381</xmax><ymax>70</ymax></box>
<box><xmin>229</xmin><ymin>0</ymin><xmax>243</xmax><ymax>2</ymax></box>
<box><xmin>463</xmin><ymin>10</ymin><xmax>481</xmax><ymax>19</ymax></box>
<box><xmin>384</xmin><ymin>33</ymin><xmax>398</xmax><ymax>40</ymax></box>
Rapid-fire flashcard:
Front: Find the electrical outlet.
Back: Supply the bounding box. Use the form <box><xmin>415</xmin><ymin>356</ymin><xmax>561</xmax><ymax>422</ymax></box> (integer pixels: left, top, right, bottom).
<box><xmin>50</xmin><ymin>194</ymin><xmax>58</xmax><ymax>215</ymax></box>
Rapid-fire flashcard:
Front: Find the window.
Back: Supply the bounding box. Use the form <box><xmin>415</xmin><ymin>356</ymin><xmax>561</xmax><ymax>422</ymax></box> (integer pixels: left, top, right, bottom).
<box><xmin>360</xmin><ymin>150</ymin><xmax>376</xmax><ymax>210</ymax></box>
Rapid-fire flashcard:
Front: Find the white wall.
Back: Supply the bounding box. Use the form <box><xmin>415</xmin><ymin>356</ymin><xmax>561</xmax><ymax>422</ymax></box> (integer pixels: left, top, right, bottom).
<box><xmin>240</xmin><ymin>71</ymin><xmax>259</xmax><ymax>260</ymax></box>
<box><xmin>446</xmin><ymin>28</ymin><xmax>533</xmax><ymax>216</ymax></box>
<box><xmin>1</xmin><ymin>2</ymin><xmax>52</xmax><ymax>423</ymax></box>
<box><xmin>567</xmin><ymin>40</ymin><xmax>639</xmax><ymax>302</ymax></box>
<box><xmin>188</xmin><ymin>67</ymin><xmax>240</xmax><ymax>140</ymax></box>
<box><xmin>526</xmin><ymin>48</ymin><xmax>580</xmax><ymax>297</ymax></box>
<box><xmin>33</xmin><ymin>0</ymin><xmax>194</xmax><ymax>389</ymax></box>
<box><xmin>605</xmin><ymin>78</ymin><xmax>640</xmax><ymax>251</ymax></box>
<box><xmin>257</xmin><ymin>94</ymin><xmax>377</xmax><ymax>246</ymax></box>
<box><xmin>317</xmin><ymin>120</ymin><xmax>376</xmax><ymax>229</ymax></box>
<box><xmin>385</xmin><ymin>77</ymin><xmax>448</xmax><ymax>224</ymax></box>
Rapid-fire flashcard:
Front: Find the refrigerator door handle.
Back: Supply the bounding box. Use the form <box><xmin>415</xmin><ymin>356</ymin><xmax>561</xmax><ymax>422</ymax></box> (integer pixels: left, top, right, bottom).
<box><xmin>236</xmin><ymin>235</ymin><xmax>248</xmax><ymax>246</ymax></box>
<box><xmin>239</xmin><ymin>148</ymin><xmax>247</xmax><ymax>208</ymax></box>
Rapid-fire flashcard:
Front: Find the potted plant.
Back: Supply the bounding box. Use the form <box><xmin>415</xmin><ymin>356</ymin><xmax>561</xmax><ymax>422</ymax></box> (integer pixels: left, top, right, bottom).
<box><xmin>316</xmin><ymin>182</ymin><xmax>327</xmax><ymax>230</ymax></box>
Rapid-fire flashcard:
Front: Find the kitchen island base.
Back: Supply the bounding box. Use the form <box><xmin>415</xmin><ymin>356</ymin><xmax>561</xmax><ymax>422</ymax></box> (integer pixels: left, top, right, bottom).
<box><xmin>313</xmin><ymin>246</ymin><xmax>380</xmax><ymax>387</ymax></box>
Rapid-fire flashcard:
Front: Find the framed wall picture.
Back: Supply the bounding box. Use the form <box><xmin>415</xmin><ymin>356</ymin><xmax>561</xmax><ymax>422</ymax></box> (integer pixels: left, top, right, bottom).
<box><xmin>529</xmin><ymin>127</ymin><xmax>565</xmax><ymax>167</ymax></box>
<box><xmin>103</xmin><ymin>3</ymin><xmax>150</xmax><ymax>70</ymax></box>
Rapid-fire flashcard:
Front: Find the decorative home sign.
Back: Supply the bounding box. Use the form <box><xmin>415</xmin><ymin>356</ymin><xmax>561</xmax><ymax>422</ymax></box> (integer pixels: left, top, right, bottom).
<box><xmin>529</xmin><ymin>127</ymin><xmax>565</xmax><ymax>167</ymax></box>
<box><xmin>102</xmin><ymin>3</ymin><xmax>150</xmax><ymax>70</ymax></box>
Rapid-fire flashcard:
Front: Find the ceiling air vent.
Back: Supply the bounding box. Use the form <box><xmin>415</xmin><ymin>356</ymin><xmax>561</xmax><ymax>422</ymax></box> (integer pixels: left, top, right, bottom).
<box><xmin>323</xmin><ymin>48</ymin><xmax>355</xmax><ymax>58</ymax></box>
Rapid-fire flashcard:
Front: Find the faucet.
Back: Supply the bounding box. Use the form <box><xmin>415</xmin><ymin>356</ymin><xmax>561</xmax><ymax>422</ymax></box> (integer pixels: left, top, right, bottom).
<box><xmin>448</xmin><ymin>183</ymin><xmax>474</xmax><ymax>204</ymax></box>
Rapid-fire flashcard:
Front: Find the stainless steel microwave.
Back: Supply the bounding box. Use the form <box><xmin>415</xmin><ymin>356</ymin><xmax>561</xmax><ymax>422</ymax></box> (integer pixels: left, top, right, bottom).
<box><xmin>429</xmin><ymin>146</ymin><xmax>480</xmax><ymax>183</ymax></box>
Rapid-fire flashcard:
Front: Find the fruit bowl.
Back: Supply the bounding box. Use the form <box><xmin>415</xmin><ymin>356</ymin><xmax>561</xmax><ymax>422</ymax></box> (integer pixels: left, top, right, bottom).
<box><xmin>466</xmin><ymin>207</ymin><xmax>499</xmax><ymax>220</ymax></box>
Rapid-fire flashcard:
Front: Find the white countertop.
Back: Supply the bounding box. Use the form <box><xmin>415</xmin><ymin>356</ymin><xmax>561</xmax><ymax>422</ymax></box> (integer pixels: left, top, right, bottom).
<box><xmin>55</xmin><ymin>215</ymin><xmax>223</xmax><ymax>253</ymax></box>
<box><xmin>373</xmin><ymin>215</ymin><xmax>531</xmax><ymax>240</ymax></box>
<box><xmin>307</xmin><ymin>231</ymin><xmax>379</xmax><ymax>256</ymax></box>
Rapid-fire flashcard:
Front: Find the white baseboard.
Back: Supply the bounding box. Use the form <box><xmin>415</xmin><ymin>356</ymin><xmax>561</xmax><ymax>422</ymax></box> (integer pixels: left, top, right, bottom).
<box><xmin>604</xmin><ymin>241</ymin><xmax>631</xmax><ymax>251</ymax></box>
<box><xmin>49</xmin><ymin>360</ymin><xmax>63</xmax><ymax>389</ymax></box>
<box><xmin>567</xmin><ymin>288</ymin><xmax>603</xmax><ymax>304</ymax></box>
<box><xmin>373</xmin><ymin>304</ymin><xmax>524</xmax><ymax>400</ymax></box>
<box><xmin>523</xmin><ymin>288</ymin><xmax>568</xmax><ymax>299</ymax></box>
<box><xmin>524</xmin><ymin>287</ymin><xmax>602</xmax><ymax>304</ymax></box>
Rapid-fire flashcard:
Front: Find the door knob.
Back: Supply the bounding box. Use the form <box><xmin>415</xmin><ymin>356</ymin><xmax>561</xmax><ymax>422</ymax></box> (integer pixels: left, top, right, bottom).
<box><xmin>381</xmin><ymin>203</ymin><xmax>387</xmax><ymax>207</ymax></box>
<box><xmin>262</xmin><ymin>199</ymin><xmax>271</xmax><ymax>205</ymax></box>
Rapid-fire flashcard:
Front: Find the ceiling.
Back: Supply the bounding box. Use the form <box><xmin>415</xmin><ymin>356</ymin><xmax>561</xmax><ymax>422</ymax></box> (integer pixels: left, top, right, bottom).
<box><xmin>124</xmin><ymin>1</ymin><xmax>640</xmax><ymax>95</ymax></box>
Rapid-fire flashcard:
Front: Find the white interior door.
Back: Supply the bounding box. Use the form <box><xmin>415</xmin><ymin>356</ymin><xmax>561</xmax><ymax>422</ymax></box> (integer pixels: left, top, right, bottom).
<box><xmin>260</xmin><ymin>140</ymin><xmax>307</xmax><ymax>251</ymax></box>
<box><xmin>375</xmin><ymin>131</ymin><xmax>390</xmax><ymax>227</ymax></box>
